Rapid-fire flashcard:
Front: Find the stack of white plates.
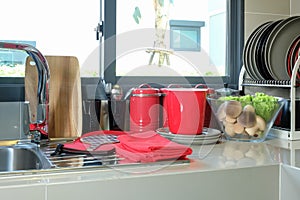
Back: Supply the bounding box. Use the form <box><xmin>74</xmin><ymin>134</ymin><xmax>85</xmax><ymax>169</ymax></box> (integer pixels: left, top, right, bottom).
<box><xmin>243</xmin><ymin>16</ymin><xmax>300</xmax><ymax>80</ymax></box>
<box><xmin>156</xmin><ymin>127</ymin><xmax>222</xmax><ymax>145</ymax></box>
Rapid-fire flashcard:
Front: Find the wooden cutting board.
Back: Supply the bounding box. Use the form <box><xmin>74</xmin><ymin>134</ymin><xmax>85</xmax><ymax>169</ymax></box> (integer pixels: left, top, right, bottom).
<box><xmin>25</xmin><ymin>55</ymin><xmax>82</xmax><ymax>139</ymax></box>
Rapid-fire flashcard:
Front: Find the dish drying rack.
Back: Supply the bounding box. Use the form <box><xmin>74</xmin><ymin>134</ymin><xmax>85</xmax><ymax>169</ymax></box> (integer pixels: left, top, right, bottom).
<box><xmin>239</xmin><ymin>56</ymin><xmax>300</xmax><ymax>140</ymax></box>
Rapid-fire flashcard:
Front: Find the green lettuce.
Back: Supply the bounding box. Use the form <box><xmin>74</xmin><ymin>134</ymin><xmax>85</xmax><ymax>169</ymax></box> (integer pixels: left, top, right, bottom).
<box><xmin>251</xmin><ymin>93</ymin><xmax>278</xmax><ymax>121</ymax></box>
<box><xmin>218</xmin><ymin>92</ymin><xmax>278</xmax><ymax>121</ymax></box>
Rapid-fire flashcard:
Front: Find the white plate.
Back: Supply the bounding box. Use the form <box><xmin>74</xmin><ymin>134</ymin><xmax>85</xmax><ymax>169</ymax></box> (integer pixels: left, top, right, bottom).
<box><xmin>156</xmin><ymin>127</ymin><xmax>222</xmax><ymax>138</ymax></box>
<box><xmin>265</xmin><ymin>16</ymin><xmax>300</xmax><ymax>80</ymax></box>
<box><xmin>173</xmin><ymin>137</ymin><xmax>220</xmax><ymax>145</ymax></box>
<box><xmin>156</xmin><ymin>127</ymin><xmax>222</xmax><ymax>145</ymax></box>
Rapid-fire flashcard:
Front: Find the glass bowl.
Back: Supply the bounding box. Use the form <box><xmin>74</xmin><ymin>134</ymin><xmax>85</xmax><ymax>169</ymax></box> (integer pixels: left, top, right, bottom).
<box><xmin>207</xmin><ymin>94</ymin><xmax>286</xmax><ymax>142</ymax></box>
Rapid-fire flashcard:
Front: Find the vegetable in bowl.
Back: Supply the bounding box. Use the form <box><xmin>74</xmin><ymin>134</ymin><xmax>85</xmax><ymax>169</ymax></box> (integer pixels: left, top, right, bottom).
<box><xmin>208</xmin><ymin>93</ymin><xmax>285</xmax><ymax>142</ymax></box>
<box><xmin>219</xmin><ymin>92</ymin><xmax>279</xmax><ymax>122</ymax></box>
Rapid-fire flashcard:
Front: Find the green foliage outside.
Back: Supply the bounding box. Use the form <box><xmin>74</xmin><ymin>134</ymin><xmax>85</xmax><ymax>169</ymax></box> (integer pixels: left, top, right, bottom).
<box><xmin>0</xmin><ymin>64</ymin><xmax>25</xmax><ymax>77</ymax></box>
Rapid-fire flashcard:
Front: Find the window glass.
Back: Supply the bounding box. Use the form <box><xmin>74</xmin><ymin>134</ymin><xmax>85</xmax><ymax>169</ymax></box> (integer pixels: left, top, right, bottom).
<box><xmin>0</xmin><ymin>0</ymin><xmax>100</xmax><ymax>77</ymax></box>
<box><xmin>116</xmin><ymin>0</ymin><xmax>227</xmax><ymax>77</ymax></box>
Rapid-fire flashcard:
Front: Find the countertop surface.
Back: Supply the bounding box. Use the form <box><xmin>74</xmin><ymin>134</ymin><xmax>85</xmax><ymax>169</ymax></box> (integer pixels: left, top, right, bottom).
<box><xmin>1</xmin><ymin>133</ymin><xmax>300</xmax><ymax>185</ymax></box>
<box><xmin>0</xmin><ymin>129</ymin><xmax>300</xmax><ymax>186</ymax></box>
<box><xmin>2</xmin><ymin>131</ymin><xmax>300</xmax><ymax>200</ymax></box>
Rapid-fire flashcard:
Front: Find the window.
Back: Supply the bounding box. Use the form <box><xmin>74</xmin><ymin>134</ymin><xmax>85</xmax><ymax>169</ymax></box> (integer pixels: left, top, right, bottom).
<box><xmin>0</xmin><ymin>40</ymin><xmax>36</xmax><ymax>77</ymax></box>
<box><xmin>0</xmin><ymin>0</ymin><xmax>244</xmax><ymax>89</ymax></box>
<box><xmin>169</xmin><ymin>20</ymin><xmax>205</xmax><ymax>52</ymax></box>
<box><xmin>103</xmin><ymin>0</ymin><xmax>244</xmax><ymax>88</ymax></box>
<box><xmin>0</xmin><ymin>0</ymin><xmax>100</xmax><ymax>77</ymax></box>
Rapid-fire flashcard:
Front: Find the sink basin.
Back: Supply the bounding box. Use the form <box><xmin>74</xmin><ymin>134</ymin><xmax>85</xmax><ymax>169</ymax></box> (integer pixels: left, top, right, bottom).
<box><xmin>0</xmin><ymin>143</ymin><xmax>53</xmax><ymax>172</ymax></box>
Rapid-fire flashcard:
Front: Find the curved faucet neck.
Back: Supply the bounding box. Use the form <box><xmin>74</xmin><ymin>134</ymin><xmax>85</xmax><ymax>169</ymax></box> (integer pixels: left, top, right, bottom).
<box><xmin>0</xmin><ymin>42</ymin><xmax>50</xmax><ymax>138</ymax></box>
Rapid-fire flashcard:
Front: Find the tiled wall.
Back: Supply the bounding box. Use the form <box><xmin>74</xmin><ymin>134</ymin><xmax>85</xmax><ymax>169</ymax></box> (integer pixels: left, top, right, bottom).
<box><xmin>291</xmin><ymin>0</ymin><xmax>300</xmax><ymax>16</ymax></box>
<box><xmin>244</xmin><ymin>0</ymin><xmax>290</xmax><ymax>39</ymax></box>
<box><xmin>245</xmin><ymin>0</ymin><xmax>300</xmax><ymax>39</ymax></box>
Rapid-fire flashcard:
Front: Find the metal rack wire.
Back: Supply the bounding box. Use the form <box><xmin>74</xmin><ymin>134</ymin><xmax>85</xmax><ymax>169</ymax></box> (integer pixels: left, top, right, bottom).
<box><xmin>240</xmin><ymin>55</ymin><xmax>300</xmax><ymax>140</ymax></box>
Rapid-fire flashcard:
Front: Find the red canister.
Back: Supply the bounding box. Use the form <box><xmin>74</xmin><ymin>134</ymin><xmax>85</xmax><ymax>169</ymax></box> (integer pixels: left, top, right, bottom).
<box><xmin>130</xmin><ymin>84</ymin><xmax>160</xmax><ymax>132</ymax></box>
<box><xmin>194</xmin><ymin>84</ymin><xmax>215</xmax><ymax>128</ymax></box>
<box><xmin>160</xmin><ymin>88</ymin><xmax>169</xmax><ymax>127</ymax></box>
<box><xmin>166</xmin><ymin>88</ymin><xmax>207</xmax><ymax>134</ymax></box>
<box><xmin>160</xmin><ymin>84</ymin><xmax>182</xmax><ymax>127</ymax></box>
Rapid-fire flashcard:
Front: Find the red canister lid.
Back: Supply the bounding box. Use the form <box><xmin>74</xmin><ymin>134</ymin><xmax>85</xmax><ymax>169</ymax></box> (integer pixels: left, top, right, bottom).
<box><xmin>131</xmin><ymin>84</ymin><xmax>159</xmax><ymax>96</ymax></box>
<box><xmin>132</xmin><ymin>87</ymin><xmax>159</xmax><ymax>95</ymax></box>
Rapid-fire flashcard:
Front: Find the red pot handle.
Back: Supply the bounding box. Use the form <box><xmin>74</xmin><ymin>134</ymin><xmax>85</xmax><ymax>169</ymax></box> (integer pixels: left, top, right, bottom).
<box><xmin>167</xmin><ymin>84</ymin><xmax>183</xmax><ymax>88</ymax></box>
<box><xmin>138</xmin><ymin>83</ymin><xmax>153</xmax><ymax>88</ymax></box>
<box><xmin>194</xmin><ymin>83</ymin><xmax>208</xmax><ymax>88</ymax></box>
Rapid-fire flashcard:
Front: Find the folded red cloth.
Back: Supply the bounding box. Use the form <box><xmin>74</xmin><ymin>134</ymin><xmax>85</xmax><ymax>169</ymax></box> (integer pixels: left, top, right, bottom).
<box><xmin>115</xmin><ymin>131</ymin><xmax>193</xmax><ymax>163</ymax></box>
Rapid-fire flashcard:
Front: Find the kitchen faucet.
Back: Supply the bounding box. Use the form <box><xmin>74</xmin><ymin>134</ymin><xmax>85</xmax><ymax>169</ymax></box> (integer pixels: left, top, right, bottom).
<box><xmin>0</xmin><ymin>42</ymin><xmax>50</xmax><ymax>142</ymax></box>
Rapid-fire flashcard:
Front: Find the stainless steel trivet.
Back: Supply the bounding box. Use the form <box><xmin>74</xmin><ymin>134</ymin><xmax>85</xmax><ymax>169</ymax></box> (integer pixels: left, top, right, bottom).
<box><xmin>80</xmin><ymin>135</ymin><xmax>119</xmax><ymax>151</ymax></box>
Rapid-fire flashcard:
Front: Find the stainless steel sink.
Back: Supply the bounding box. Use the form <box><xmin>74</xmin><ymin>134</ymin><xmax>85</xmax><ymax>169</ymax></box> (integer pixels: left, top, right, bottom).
<box><xmin>0</xmin><ymin>143</ymin><xmax>53</xmax><ymax>172</ymax></box>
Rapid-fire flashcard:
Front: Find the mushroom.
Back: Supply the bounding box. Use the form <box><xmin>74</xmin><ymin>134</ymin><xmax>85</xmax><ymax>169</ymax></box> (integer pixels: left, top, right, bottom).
<box><xmin>237</xmin><ymin>110</ymin><xmax>257</xmax><ymax>128</ymax></box>
<box><xmin>217</xmin><ymin>102</ymin><xmax>226</xmax><ymax>121</ymax></box>
<box><xmin>245</xmin><ymin>126</ymin><xmax>259</xmax><ymax>137</ymax></box>
<box><xmin>224</xmin><ymin>100</ymin><xmax>242</xmax><ymax>118</ymax></box>
<box><xmin>225</xmin><ymin>115</ymin><xmax>237</xmax><ymax>123</ymax></box>
<box><xmin>233</xmin><ymin>122</ymin><xmax>245</xmax><ymax>134</ymax></box>
<box><xmin>224</xmin><ymin>122</ymin><xmax>236</xmax><ymax>137</ymax></box>
<box><xmin>243</xmin><ymin>105</ymin><xmax>255</xmax><ymax>113</ymax></box>
<box><xmin>256</xmin><ymin>115</ymin><xmax>266</xmax><ymax>131</ymax></box>
<box><xmin>245</xmin><ymin>115</ymin><xmax>266</xmax><ymax>137</ymax></box>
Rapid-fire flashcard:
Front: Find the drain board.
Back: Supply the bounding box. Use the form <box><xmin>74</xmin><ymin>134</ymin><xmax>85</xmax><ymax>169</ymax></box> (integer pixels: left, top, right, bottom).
<box><xmin>41</xmin><ymin>140</ymin><xmax>190</xmax><ymax>170</ymax></box>
<box><xmin>42</xmin><ymin>144</ymin><xmax>120</xmax><ymax>169</ymax></box>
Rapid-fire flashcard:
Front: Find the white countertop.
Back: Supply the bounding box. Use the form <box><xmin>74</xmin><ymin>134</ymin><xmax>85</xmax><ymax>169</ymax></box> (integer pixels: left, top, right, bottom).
<box><xmin>0</xmin><ymin>136</ymin><xmax>298</xmax><ymax>180</ymax></box>
<box><xmin>1</xmin><ymin>136</ymin><xmax>300</xmax><ymax>200</ymax></box>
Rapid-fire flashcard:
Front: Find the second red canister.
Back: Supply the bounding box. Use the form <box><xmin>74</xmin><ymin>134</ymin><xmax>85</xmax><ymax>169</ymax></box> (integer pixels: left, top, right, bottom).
<box><xmin>129</xmin><ymin>84</ymin><xmax>160</xmax><ymax>132</ymax></box>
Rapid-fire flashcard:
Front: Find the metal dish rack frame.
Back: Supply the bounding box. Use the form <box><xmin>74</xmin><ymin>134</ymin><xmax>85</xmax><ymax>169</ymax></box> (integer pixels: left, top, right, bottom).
<box><xmin>239</xmin><ymin>56</ymin><xmax>300</xmax><ymax>140</ymax></box>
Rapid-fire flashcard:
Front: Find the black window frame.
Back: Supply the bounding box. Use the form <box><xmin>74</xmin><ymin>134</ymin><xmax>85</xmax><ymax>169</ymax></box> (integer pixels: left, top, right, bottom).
<box><xmin>103</xmin><ymin>0</ymin><xmax>244</xmax><ymax>89</ymax></box>
<box><xmin>0</xmin><ymin>0</ymin><xmax>244</xmax><ymax>101</ymax></box>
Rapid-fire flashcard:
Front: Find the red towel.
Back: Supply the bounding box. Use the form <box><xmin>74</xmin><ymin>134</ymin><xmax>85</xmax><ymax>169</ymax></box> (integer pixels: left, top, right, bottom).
<box><xmin>115</xmin><ymin>131</ymin><xmax>193</xmax><ymax>163</ymax></box>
